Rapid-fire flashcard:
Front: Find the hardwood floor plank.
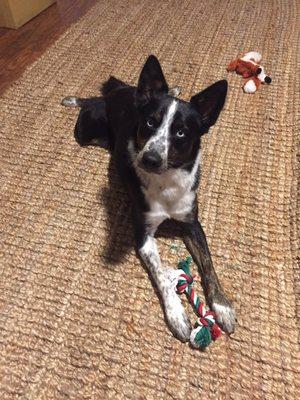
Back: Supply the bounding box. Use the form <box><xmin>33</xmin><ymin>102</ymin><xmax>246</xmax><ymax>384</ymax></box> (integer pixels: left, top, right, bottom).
<box><xmin>0</xmin><ymin>0</ymin><xmax>97</xmax><ymax>94</ymax></box>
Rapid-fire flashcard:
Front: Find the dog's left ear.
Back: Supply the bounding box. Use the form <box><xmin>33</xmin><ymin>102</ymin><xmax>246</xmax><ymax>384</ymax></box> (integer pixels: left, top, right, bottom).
<box><xmin>190</xmin><ymin>80</ymin><xmax>228</xmax><ymax>133</ymax></box>
<box><xmin>136</xmin><ymin>55</ymin><xmax>169</xmax><ymax>106</ymax></box>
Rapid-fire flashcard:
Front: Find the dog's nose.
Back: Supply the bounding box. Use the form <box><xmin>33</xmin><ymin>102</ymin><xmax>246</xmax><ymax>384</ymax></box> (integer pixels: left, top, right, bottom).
<box><xmin>141</xmin><ymin>151</ymin><xmax>163</xmax><ymax>171</ymax></box>
<box><xmin>265</xmin><ymin>76</ymin><xmax>272</xmax><ymax>84</ymax></box>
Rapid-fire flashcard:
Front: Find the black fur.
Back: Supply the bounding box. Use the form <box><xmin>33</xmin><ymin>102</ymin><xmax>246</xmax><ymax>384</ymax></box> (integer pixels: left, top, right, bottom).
<box><xmin>101</xmin><ymin>76</ymin><xmax>129</xmax><ymax>96</ymax></box>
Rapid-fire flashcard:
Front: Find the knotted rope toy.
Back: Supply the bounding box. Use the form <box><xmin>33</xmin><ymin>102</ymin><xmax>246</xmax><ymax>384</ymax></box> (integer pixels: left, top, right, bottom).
<box><xmin>176</xmin><ymin>257</ymin><xmax>223</xmax><ymax>349</ymax></box>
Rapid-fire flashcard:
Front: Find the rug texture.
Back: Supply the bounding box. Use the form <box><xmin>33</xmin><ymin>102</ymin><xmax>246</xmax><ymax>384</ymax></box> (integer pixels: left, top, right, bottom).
<box><xmin>0</xmin><ymin>0</ymin><xmax>299</xmax><ymax>399</ymax></box>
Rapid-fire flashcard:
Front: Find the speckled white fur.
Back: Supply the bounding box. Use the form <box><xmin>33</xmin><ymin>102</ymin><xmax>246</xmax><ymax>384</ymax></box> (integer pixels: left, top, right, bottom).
<box><xmin>212</xmin><ymin>303</ymin><xmax>236</xmax><ymax>334</ymax></box>
<box><xmin>136</xmin><ymin>154</ymin><xmax>200</xmax><ymax>233</ymax></box>
<box><xmin>168</xmin><ymin>86</ymin><xmax>182</xmax><ymax>97</ymax></box>
<box><xmin>139</xmin><ymin>237</ymin><xmax>191</xmax><ymax>341</ymax></box>
<box><xmin>137</xmin><ymin>100</ymin><xmax>178</xmax><ymax>169</ymax></box>
<box><xmin>128</xmin><ymin>143</ymin><xmax>201</xmax><ymax>232</ymax></box>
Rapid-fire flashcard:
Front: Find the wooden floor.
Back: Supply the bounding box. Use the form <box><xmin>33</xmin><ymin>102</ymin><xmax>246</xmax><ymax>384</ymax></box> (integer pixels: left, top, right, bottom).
<box><xmin>0</xmin><ymin>0</ymin><xmax>97</xmax><ymax>95</ymax></box>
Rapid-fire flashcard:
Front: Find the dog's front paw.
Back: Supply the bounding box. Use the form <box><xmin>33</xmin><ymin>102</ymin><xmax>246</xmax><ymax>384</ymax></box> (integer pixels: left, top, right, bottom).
<box><xmin>211</xmin><ymin>298</ymin><xmax>236</xmax><ymax>334</ymax></box>
<box><xmin>161</xmin><ymin>268</ymin><xmax>192</xmax><ymax>342</ymax></box>
<box><xmin>164</xmin><ymin>292</ymin><xmax>192</xmax><ymax>342</ymax></box>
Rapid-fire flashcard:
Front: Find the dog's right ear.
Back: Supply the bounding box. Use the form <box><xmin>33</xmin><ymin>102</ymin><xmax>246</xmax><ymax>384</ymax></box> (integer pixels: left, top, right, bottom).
<box><xmin>190</xmin><ymin>80</ymin><xmax>228</xmax><ymax>133</ymax></box>
<box><xmin>136</xmin><ymin>55</ymin><xmax>169</xmax><ymax>106</ymax></box>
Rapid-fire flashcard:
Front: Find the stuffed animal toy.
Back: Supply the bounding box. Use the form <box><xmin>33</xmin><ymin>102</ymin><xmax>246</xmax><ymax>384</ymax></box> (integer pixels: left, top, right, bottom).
<box><xmin>227</xmin><ymin>51</ymin><xmax>272</xmax><ymax>93</ymax></box>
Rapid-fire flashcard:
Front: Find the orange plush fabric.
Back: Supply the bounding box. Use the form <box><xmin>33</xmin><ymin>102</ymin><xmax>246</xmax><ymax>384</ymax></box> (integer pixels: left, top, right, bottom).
<box><xmin>227</xmin><ymin>59</ymin><xmax>260</xmax><ymax>78</ymax></box>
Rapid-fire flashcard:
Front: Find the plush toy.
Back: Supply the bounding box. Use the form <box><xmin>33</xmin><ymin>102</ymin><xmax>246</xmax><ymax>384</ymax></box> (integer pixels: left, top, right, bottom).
<box><xmin>176</xmin><ymin>257</ymin><xmax>223</xmax><ymax>349</ymax></box>
<box><xmin>227</xmin><ymin>51</ymin><xmax>272</xmax><ymax>93</ymax></box>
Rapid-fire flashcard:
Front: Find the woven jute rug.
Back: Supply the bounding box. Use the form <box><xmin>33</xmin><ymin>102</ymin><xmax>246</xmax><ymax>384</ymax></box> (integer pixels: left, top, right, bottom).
<box><xmin>0</xmin><ymin>1</ymin><xmax>299</xmax><ymax>399</ymax></box>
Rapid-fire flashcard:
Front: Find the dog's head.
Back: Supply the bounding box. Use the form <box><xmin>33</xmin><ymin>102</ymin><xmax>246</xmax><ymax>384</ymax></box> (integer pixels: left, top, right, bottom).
<box><xmin>134</xmin><ymin>55</ymin><xmax>228</xmax><ymax>174</ymax></box>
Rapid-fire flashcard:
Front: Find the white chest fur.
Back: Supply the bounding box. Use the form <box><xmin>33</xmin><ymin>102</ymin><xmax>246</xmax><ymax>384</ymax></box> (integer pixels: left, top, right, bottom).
<box><xmin>136</xmin><ymin>153</ymin><xmax>200</xmax><ymax>231</ymax></box>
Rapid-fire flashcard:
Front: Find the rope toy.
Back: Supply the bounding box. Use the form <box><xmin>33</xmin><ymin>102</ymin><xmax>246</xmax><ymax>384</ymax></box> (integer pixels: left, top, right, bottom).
<box><xmin>176</xmin><ymin>256</ymin><xmax>223</xmax><ymax>349</ymax></box>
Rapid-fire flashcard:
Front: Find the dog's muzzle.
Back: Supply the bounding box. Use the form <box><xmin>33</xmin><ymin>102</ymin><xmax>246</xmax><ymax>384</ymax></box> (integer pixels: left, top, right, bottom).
<box><xmin>140</xmin><ymin>150</ymin><xmax>163</xmax><ymax>173</ymax></box>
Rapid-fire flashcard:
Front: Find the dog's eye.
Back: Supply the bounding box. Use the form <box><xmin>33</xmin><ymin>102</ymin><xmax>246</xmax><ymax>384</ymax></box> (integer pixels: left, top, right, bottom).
<box><xmin>146</xmin><ymin>118</ymin><xmax>155</xmax><ymax>128</ymax></box>
<box><xmin>176</xmin><ymin>130</ymin><xmax>185</xmax><ymax>138</ymax></box>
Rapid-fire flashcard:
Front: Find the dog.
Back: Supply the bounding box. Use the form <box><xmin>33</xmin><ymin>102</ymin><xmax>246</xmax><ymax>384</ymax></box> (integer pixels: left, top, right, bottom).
<box><xmin>61</xmin><ymin>55</ymin><xmax>236</xmax><ymax>343</ymax></box>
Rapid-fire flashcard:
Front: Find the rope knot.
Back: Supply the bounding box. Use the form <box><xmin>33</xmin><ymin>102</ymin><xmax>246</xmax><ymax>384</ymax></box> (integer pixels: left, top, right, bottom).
<box><xmin>175</xmin><ymin>256</ymin><xmax>223</xmax><ymax>349</ymax></box>
<box><xmin>176</xmin><ymin>273</ymin><xmax>193</xmax><ymax>293</ymax></box>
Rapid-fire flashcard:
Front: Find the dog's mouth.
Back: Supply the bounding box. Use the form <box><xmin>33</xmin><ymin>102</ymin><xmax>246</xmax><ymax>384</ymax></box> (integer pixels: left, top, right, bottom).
<box><xmin>136</xmin><ymin>150</ymin><xmax>166</xmax><ymax>175</ymax></box>
<box><xmin>137</xmin><ymin>160</ymin><xmax>164</xmax><ymax>174</ymax></box>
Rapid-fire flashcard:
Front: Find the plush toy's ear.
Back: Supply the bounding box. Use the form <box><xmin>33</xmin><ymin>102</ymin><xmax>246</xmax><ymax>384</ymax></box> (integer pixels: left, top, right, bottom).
<box><xmin>190</xmin><ymin>80</ymin><xmax>228</xmax><ymax>132</ymax></box>
<box><xmin>136</xmin><ymin>55</ymin><xmax>169</xmax><ymax>106</ymax></box>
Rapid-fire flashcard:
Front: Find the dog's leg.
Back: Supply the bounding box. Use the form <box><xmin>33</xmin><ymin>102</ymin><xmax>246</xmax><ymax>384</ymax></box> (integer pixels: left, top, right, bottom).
<box><xmin>61</xmin><ymin>96</ymin><xmax>111</xmax><ymax>148</ymax></box>
<box><xmin>183</xmin><ymin>219</ymin><xmax>236</xmax><ymax>334</ymax></box>
<box><xmin>137</xmin><ymin>231</ymin><xmax>191</xmax><ymax>342</ymax></box>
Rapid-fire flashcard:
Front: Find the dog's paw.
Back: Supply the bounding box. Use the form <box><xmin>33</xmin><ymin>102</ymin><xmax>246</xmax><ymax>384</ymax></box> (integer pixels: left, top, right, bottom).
<box><xmin>211</xmin><ymin>300</ymin><xmax>236</xmax><ymax>334</ymax></box>
<box><xmin>162</xmin><ymin>268</ymin><xmax>191</xmax><ymax>342</ymax></box>
<box><xmin>164</xmin><ymin>292</ymin><xmax>192</xmax><ymax>342</ymax></box>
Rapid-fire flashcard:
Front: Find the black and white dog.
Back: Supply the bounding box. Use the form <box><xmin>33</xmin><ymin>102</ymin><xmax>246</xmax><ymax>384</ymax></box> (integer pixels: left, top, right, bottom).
<box><xmin>62</xmin><ymin>55</ymin><xmax>236</xmax><ymax>343</ymax></box>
